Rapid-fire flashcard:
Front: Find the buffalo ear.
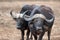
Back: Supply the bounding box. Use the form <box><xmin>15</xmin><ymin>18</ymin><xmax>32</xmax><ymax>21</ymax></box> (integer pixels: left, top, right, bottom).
<box><xmin>13</xmin><ymin>18</ymin><xmax>17</xmax><ymax>21</ymax></box>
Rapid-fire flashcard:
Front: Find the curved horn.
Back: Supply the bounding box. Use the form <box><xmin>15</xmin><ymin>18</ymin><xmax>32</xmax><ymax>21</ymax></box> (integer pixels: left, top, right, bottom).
<box><xmin>24</xmin><ymin>14</ymin><xmax>45</xmax><ymax>21</ymax></box>
<box><xmin>17</xmin><ymin>10</ymin><xmax>28</xmax><ymax>18</ymax></box>
<box><xmin>36</xmin><ymin>14</ymin><xmax>54</xmax><ymax>23</ymax></box>
<box><xmin>45</xmin><ymin>12</ymin><xmax>55</xmax><ymax>23</ymax></box>
<box><xmin>21</xmin><ymin>10</ymin><xmax>28</xmax><ymax>17</ymax></box>
<box><xmin>10</xmin><ymin>10</ymin><xmax>17</xmax><ymax>18</ymax></box>
<box><xmin>10</xmin><ymin>10</ymin><xmax>28</xmax><ymax>18</ymax></box>
<box><xmin>45</xmin><ymin>18</ymin><xmax>54</xmax><ymax>23</ymax></box>
<box><xmin>24</xmin><ymin>14</ymin><xmax>54</xmax><ymax>22</ymax></box>
<box><xmin>37</xmin><ymin>14</ymin><xmax>54</xmax><ymax>23</ymax></box>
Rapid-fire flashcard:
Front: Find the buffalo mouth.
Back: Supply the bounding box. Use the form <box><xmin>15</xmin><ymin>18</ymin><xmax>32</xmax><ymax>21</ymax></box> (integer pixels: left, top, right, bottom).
<box><xmin>32</xmin><ymin>30</ymin><xmax>43</xmax><ymax>35</ymax></box>
<box><xmin>36</xmin><ymin>30</ymin><xmax>43</xmax><ymax>35</ymax></box>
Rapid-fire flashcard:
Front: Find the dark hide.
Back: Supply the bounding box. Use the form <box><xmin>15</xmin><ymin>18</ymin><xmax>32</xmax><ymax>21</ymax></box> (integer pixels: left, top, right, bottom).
<box><xmin>20</xmin><ymin>5</ymin><xmax>40</xmax><ymax>16</ymax></box>
<box><xmin>27</xmin><ymin>5</ymin><xmax>55</xmax><ymax>40</ymax></box>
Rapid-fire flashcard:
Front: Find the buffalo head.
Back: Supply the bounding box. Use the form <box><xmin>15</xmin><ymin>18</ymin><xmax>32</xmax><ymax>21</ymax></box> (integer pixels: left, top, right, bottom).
<box><xmin>10</xmin><ymin>10</ymin><xmax>28</xmax><ymax>29</ymax></box>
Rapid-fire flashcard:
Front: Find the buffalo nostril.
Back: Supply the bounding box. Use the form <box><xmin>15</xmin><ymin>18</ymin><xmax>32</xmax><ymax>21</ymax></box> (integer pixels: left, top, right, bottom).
<box><xmin>16</xmin><ymin>24</ymin><xmax>21</xmax><ymax>29</ymax></box>
<box><xmin>36</xmin><ymin>27</ymin><xmax>42</xmax><ymax>30</ymax></box>
<box><xmin>38</xmin><ymin>29</ymin><xmax>41</xmax><ymax>30</ymax></box>
<box><xmin>16</xmin><ymin>26</ymin><xmax>21</xmax><ymax>29</ymax></box>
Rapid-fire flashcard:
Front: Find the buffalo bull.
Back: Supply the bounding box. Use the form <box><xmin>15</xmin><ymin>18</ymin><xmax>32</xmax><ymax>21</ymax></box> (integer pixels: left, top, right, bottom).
<box><xmin>10</xmin><ymin>5</ymin><xmax>38</xmax><ymax>40</ymax></box>
<box><xmin>10</xmin><ymin>10</ymin><xmax>31</xmax><ymax>40</ymax></box>
<box><xmin>23</xmin><ymin>5</ymin><xmax>55</xmax><ymax>40</ymax></box>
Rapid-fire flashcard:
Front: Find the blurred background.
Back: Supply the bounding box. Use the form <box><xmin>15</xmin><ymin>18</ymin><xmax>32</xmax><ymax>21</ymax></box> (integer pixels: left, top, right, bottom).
<box><xmin>0</xmin><ymin>0</ymin><xmax>60</xmax><ymax>40</ymax></box>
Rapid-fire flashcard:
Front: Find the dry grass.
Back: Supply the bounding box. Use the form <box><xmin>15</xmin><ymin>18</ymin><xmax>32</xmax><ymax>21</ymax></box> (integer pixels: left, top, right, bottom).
<box><xmin>0</xmin><ymin>1</ymin><xmax>60</xmax><ymax>40</ymax></box>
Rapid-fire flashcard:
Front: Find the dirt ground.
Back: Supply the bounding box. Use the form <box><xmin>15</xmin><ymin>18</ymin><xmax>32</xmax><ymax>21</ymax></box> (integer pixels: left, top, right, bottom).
<box><xmin>0</xmin><ymin>1</ymin><xmax>60</xmax><ymax>40</ymax></box>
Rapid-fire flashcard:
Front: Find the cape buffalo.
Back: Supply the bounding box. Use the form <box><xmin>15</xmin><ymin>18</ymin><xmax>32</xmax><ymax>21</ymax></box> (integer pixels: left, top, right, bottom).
<box><xmin>10</xmin><ymin>10</ymin><xmax>31</xmax><ymax>40</ymax></box>
<box><xmin>24</xmin><ymin>5</ymin><xmax>55</xmax><ymax>40</ymax></box>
